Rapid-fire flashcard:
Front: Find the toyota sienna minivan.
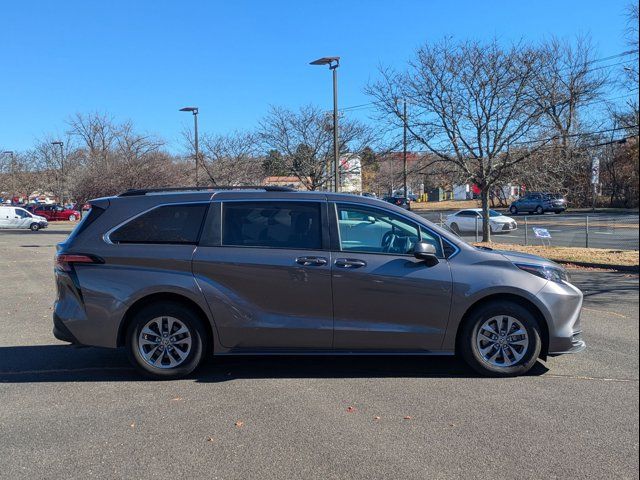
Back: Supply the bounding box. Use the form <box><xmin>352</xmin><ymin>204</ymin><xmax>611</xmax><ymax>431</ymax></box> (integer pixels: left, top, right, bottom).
<box><xmin>53</xmin><ymin>187</ymin><xmax>585</xmax><ymax>379</ymax></box>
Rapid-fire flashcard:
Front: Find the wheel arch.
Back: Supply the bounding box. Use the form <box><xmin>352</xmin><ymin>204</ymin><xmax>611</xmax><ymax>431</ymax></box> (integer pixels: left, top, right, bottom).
<box><xmin>455</xmin><ymin>293</ymin><xmax>549</xmax><ymax>359</ymax></box>
<box><xmin>117</xmin><ymin>292</ymin><xmax>214</xmax><ymax>353</ymax></box>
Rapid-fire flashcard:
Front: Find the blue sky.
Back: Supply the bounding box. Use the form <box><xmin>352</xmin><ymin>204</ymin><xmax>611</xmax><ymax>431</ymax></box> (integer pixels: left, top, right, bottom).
<box><xmin>0</xmin><ymin>0</ymin><xmax>635</xmax><ymax>152</ymax></box>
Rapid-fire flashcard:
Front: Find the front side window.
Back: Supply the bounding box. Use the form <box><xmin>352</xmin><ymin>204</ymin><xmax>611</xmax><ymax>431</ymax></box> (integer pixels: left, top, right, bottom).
<box><xmin>15</xmin><ymin>209</ymin><xmax>31</xmax><ymax>218</ymax></box>
<box><xmin>222</xmin><ymin>202</ymin><xmax>322</xmax><ymax>250</ymax></box>
<box><xmin>336</xmin><ymin>204</ymin><xmax>419</xmax><ymax>255</ymax></box>
<box><xmin>110</xmin><ymin>203</ymin><xmax>208</xmax><ymax>244</ymax></box>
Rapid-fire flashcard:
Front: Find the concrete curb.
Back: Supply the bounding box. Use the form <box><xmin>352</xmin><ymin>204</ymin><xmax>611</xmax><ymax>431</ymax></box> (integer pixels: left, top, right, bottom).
<box><xmin>560</xmin><ymin>260</ymin><xmax>639</xmax><ymax>272</ymax></box>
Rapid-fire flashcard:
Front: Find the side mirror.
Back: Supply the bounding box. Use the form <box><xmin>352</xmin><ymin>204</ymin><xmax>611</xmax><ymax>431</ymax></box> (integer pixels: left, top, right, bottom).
<box><xmin>413</xmin><ymin>241</ymin><xmax>439</xmax><ymax>266</ymax></box>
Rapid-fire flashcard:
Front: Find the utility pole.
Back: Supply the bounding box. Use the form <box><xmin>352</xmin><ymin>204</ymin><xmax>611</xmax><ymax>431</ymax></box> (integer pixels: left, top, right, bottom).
<box><xmin>51</xmin><ymin>141</ymin><xmax>64</xmax><ymax>204</ymax></box>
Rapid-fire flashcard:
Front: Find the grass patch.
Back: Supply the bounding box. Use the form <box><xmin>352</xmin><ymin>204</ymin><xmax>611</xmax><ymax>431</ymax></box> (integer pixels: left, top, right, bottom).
<box><xmin>412</xmin><ymin>199</ymin><xmax>480</xmax><ymax>211</ymax></box>
<box><xmin>474</xmin><ymin>242</ymin><xmax>639</xmax><ymax>268</ymax></box>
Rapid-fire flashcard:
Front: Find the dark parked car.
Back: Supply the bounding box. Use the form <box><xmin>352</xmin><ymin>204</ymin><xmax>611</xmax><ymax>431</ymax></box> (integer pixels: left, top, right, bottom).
<box><xmin>509</xmin><ymin>193</ymin><xmax>567</xmax><ymax>215</ymax></box>
<box><xmin>382</xmin><ymin>196</ymin><xmax>410</xmax><ymax>210</ymax></box>
<box><xmin>53</xmin><ymin>186</ymin><xmax>584</xmax><ymax>379</ymax></box>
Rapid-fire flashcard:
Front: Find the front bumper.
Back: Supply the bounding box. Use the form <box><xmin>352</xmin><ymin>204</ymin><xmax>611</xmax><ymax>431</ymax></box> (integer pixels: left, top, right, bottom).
<box><xmin>536</xmin><ymin>279</ymin><xmax>586</xmax><ymax>355</ymax></box>
<box><xmin>548</xmin><ymin>330</ymin><xmax>586</xmax><ymax>356</ymax></box>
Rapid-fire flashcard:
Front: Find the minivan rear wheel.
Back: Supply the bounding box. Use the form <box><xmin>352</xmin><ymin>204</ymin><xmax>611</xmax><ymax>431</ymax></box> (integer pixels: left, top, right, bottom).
<box><xmin>460</xmin><ymin>301</ymin><xmax>542</xmax><ymax>377</ymax></box>
<box><xmin>126</xmin><ymin>302</ymin><xmax>207</xmax><ymax>379</ymax></box>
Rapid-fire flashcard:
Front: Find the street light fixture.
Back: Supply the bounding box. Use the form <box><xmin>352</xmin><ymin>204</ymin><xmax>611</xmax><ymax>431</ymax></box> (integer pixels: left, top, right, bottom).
<box><xmin>180</xmin><ymin>106</ymin><xmax>200</xmax><ymax>186</ymax></box>
<box><xmin>310</xmin><ymin>56</ymin><xmax>340</xmax><ymax>192</ymax></box>
<box><xmin>51</xmin><ymin>141</ymin><xmax>65</xmax><ymax>204</ymax></box>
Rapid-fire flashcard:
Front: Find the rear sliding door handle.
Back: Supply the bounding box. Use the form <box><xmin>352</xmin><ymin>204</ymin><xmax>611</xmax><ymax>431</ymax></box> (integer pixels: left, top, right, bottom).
<box><xmin>295</xmin><ymin>256</ymin><xmax>328</xmax><ymax>266</ymax></box>
<box><xmin>335</xmin><ymin>258</ymin><xmax>367</xmax><ymax>269</ymax></box>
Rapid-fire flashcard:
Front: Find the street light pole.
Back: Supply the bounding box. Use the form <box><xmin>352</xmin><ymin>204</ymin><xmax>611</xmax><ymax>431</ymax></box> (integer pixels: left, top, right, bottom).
<box><xmin>180</xmin><ymin>107</ymin><xmax>200</xmax><ymax>186</ymax></box>
<box><xmin>402</xmin><ymin>99</ymin><xmax>408</xmax><ymax>200</ymax></box>
<box><xmin>332</xmin><ymin>63</ymin><xmax>340</xmax><ymax>193</ymax></box>
<box><xmin>310</xmin><ymin>56</ymin><xmax>340</xmax><ymax>192</ymax></box>
<box><xmin>51</xmin><ymin>141</ymin><xmax>64</xmax><ymax>204</ymax></box>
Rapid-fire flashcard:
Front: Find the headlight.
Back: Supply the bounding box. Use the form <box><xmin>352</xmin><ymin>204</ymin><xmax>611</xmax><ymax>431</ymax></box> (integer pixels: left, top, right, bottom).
<box><xmin>516</xmin><ymin>263</ymin><xmax>569</xmax><ymax>283</ymax></box>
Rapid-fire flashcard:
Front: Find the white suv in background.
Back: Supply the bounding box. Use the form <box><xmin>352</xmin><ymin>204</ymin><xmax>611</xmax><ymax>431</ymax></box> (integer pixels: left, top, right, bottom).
<box><xmin>0</xmin><ymin>206</ymin><xmax>48</xmax><ymax>231</ymax></box>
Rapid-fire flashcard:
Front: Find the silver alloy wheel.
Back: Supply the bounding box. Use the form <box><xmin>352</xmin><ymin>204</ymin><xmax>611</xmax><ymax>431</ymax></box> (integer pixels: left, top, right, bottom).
<box><xmin>476</xmin><ymin>315</ymin><xmax>529</xmax><ymax>367</ymax></box>
<box><xmin>69</xmin><ymin>214</ymin><xmax>77</xmax><ymax>221</ymax></box>
<box><xmin>138</xmin><ymin>316</ymin><xmax>192</xmax><ymax>369</ymax></box>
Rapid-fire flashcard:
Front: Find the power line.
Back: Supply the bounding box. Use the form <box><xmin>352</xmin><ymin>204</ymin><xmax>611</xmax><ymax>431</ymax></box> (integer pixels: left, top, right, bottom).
<box><xmin>392</xmin><ymin>125</ymin><xmax>638</xmax><ymax>157</ymax></box>
<box><xmin>338</xmin><ymin>49</ymin><xmax>639</xmax><ymax>114</ymax></box>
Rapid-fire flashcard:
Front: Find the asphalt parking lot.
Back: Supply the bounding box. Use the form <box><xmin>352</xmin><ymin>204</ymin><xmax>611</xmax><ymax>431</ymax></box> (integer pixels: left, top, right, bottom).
<box><xmin>1</xmin><ymin>224</ymin><xmax>638</xmax><ymax>479</ymax></box>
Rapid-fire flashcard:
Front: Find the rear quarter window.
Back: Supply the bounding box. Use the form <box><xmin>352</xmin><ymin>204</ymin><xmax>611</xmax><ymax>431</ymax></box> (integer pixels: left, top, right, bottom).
<box><xmin>110</xmin><ymin>203</ymin><xmax>208</xmax><ymax>244</ymax></box>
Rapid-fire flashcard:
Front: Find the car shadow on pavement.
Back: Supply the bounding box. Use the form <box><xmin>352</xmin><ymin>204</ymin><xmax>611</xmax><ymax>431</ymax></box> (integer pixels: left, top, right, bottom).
<box><xmin>0</xmin><ymin>344</ymin><xmax>549</xmax><ymax>383</ymax></box>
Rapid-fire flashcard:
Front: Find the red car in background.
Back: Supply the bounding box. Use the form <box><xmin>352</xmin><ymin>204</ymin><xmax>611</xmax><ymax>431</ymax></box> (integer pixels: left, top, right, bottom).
<box><xmin>30</xmin><ymin>204</ymin><xmax>81</xmax><ymax>221</ymax></box>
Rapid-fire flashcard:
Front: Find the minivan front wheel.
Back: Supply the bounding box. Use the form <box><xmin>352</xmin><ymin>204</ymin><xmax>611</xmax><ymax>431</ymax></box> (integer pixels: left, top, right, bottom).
<box><xmin>126</xmin><ymin>302</ymin><xmax>207</xmax><ymax>379</ymax></box>
<box><xmin>30</xmin><ymin>223</ymin><xmax>40</xmax><ymax>231</ymax></box>
<box><xmin>460</xmin><ymin>301</ymin><xmax>542</xmax><ymax>377</ymax></box>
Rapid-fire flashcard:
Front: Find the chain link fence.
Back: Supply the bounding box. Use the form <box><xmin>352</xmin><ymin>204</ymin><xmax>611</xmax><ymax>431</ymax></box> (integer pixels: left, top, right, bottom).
<box><xmin>427</xmin><ymin>212</ymin><xmax>639</xmax><ymax>250</ymax></box>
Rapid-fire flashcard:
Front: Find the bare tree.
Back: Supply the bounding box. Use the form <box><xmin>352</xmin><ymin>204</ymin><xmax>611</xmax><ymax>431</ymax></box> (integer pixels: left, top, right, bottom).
<box><xmin>198</xmin><ymin>131</ymin><xmax>264</xmax><ymax>186</ymax></box>
<box><xmin>367</xmin><ymin>39</ymin><xmax>547</xmax><ymax>241</ymax></box>
<box><xmin>66</xmin><ymin>113</ymin><xmax>185</xmax><ymax>201</ymax></box>
<box><xmin>521</xmin><ymin>37</ymin><xmax>607</xmax><ymax>204</ymax></box>
<box><xmin>259</xmin><ymin>105</ymin><xmax>375</xmax><ymax>191</ymax></box>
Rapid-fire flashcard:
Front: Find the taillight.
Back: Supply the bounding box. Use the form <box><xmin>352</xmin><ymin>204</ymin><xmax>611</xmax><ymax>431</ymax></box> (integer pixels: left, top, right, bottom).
<box><xmin>55</xmin><ymin>254</ymin><xmax>103</xmax><ymax>272</ymax></box>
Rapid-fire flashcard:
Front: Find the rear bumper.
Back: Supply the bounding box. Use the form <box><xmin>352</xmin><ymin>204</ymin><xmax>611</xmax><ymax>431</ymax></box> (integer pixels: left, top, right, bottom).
<box><xmin>53</xmin><ymin>312</ymin><xmax>79</xmax><ymax>344</ymax></box>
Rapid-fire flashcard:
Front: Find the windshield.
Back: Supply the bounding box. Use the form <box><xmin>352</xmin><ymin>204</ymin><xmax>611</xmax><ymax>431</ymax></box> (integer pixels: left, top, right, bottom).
<box><xmin>489</xmin><ymin>210</ymin><xmax>502</xmax><ymax>217</ymax></box>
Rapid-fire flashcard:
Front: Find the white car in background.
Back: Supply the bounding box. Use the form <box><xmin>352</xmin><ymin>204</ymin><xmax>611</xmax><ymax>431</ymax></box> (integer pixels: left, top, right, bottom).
<box><xmin>0</xmin><ymin>206</ymin><xmax>48</xmax><ymax>231</ymax></box>
<box><xmin>445</xmin><ymin>208</ymin><xmax>517</xmax><ymax>235</ymax></box>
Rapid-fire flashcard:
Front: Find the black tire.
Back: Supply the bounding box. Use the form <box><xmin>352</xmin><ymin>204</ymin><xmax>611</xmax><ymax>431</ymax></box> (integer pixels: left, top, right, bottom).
<box><xmin>450</xmin><ymin>223</ymin><xmax>460</xmax><ymax>235</ymax></box>
<box><xmin>126</xmin><ymin>302</ymin><xmax>208</xmax><ymax>379</ymax></box>
<box><xmin>509</xmin><ymin>206</ymin><xmax>518</xmax><ymax>215</ymax></box>
<box><xmin>459</xmin><ymin>301</ymin><xmax>542</xmax><ymax>377</ymax></box>
<box><xmin>554</xmin><ymin>210</ymin><xmax>562</xmax><ymax>214</ymax></box>
<box><xmin>30</xmin><ymin>223</ymin><xmax>40</xmax><ymax>231</ymax></box>
<box><xmin>535</xmin><ymin>205</ymin><xmax>544</xmax><ymax>215</ymax></box>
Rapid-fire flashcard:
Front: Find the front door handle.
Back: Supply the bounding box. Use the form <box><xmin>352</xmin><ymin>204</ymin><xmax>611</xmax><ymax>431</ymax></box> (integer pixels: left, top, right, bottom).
<box><xmin>295</xmin><ymin>256</ymin><xmax>328</xmax><ymax>266</ymax></box>
<box><xmin>335</xmin><ymin>258</ymin><xmax>367</xmax><ymax>269</ymax></box>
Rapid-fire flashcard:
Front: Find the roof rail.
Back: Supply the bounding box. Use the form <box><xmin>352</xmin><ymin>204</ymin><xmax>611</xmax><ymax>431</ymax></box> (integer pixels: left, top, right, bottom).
<box><xmin>118</xmin><ymin>186</ymin><xmax>296</xmax><ymax>197</ymax></box>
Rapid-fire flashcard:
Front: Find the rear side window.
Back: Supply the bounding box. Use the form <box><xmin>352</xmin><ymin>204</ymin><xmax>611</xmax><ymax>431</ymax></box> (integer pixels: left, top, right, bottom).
<box><xmin>110</xmin><ymin>203</ymin><xmax>208</xmax><ymax>244</ymax></box>
<box><xmin>222</xmin><ymin>202</ymin><xmax>322</xmax><ymax>249</ymax></box>
<box><xmin>69</xmin><ymin>206</ymin><xmax>105</xmax><ymax>240</ymax></box>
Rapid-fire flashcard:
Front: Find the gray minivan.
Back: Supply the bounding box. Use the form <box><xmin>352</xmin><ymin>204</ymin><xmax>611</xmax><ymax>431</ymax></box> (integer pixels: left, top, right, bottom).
<box><xmin>53</xmin><ymin>187</ymin><xmax>584</xmax><ymax>379</ymax></box>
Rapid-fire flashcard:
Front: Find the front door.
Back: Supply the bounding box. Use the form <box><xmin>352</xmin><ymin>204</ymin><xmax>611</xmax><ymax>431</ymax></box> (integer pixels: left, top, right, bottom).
<box><xmin>193</xmin><ymin>200</ymin><xmax>333</xmax><ymax>351</ymax></box>
<box><xmin>331</xmin><ymin>202</ymin><xmax>452</xmax><ymax>351</ymax></box>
